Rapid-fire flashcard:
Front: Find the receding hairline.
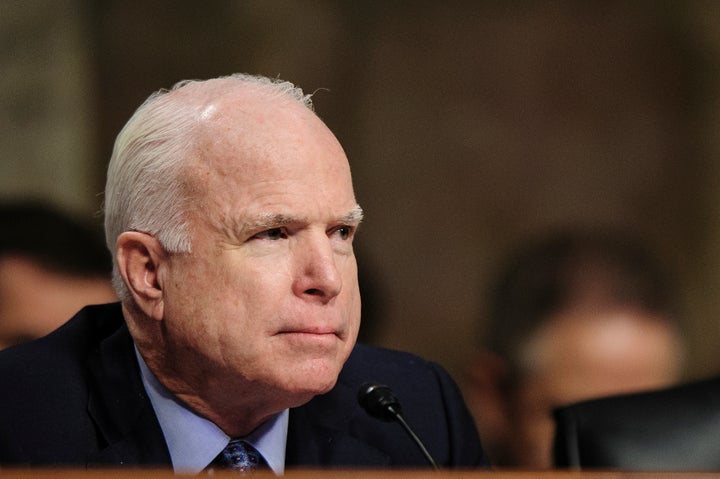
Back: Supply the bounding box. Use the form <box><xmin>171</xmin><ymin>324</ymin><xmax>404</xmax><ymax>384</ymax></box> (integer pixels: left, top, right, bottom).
<box><xmin>153</xmin><ymin>74</ymin><xmax>315</xmax><ymax>114</ymax></box>
<box><xmin>164</xmin><ymin>75</ymin><xmax>323</xmax><ymax>171</ymax></box>
<box><xmin>148</xmin><ymin>74</ymin><xmax>322</xmax><ymax>203</ymax></box>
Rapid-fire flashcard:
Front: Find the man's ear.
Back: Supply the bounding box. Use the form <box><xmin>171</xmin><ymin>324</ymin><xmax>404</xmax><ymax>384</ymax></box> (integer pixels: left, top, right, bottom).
<box><xmin>115</xmin><ymin>231</ymin><xmax>167</xmax><ymax>321</ymax></box>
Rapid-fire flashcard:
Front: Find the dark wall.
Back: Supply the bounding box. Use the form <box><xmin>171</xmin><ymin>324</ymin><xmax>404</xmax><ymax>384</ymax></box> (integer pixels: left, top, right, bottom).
<box><xmin>36</xmin><ymin>1</ymin><xmax>720</xmax><ymax>382</ymax></box>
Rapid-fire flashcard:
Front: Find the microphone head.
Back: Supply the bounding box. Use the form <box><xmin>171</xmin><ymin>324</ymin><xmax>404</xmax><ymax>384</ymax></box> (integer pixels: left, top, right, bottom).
<box><xmin>357</xmin><ymin>382</ymin><xmax>402</xmax><ymax>422</ymax></box>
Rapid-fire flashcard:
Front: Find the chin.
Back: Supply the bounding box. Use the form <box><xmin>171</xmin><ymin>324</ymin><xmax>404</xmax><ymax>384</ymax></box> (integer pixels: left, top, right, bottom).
<box><xmin>282</xmin><ymin>363</ymin><xmax>340</xmax><ymax>401</ymax></box>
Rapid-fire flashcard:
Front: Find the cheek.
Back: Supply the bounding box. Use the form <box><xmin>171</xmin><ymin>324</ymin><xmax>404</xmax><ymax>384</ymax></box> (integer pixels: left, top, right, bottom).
<box><xmin>349</xmin><ymin>288</ymin><xmax>362</xmax><ymax>333</ymax></box>
<box><xmin>338</xmin><ymin>261</ymin><xmax>360</xmax><ymax>318</ymax></box>
<box><xmin>223</xmin><ymin>262</ymin><xmax>291</xmax><ymax>309</ymax></box>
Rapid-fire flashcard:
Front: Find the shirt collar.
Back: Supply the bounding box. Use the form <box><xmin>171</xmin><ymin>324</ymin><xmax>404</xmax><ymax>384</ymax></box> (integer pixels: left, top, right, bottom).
<box><xmin>135</xmin><ymin>348</ymin><xmax>288</xmax><ymax>475</ymax></box>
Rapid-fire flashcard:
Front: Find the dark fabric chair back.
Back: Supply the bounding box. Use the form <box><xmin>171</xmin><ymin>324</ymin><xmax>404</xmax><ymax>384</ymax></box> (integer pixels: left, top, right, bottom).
<box><xmin>553</xmin><ymin>376</ymin><xmax>720</xmax><ymax>470</ymax></box>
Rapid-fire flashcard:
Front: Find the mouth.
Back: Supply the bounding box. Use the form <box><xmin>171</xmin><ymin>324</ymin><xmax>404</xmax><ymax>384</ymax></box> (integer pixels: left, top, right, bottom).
<box><xmin>278</xmin><ymin>329</ymin><xmax>338</xmax><ymax>337</ymax></box>
<box><xmin>274</xmin><ymin>331</ymin><xmax>340</xmax><ymax>354</ymax></box>
<box><xmin>275</xmin><ymin>326</ymin><xmax>344</xmax><ymax>344</ymax></box>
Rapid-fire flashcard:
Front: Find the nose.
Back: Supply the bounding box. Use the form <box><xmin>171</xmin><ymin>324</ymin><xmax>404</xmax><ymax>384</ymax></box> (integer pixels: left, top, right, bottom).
<box><xmin>292</xmin><ymin>233</ymin><xmax>343</xmax><ymax>303</ymax></box>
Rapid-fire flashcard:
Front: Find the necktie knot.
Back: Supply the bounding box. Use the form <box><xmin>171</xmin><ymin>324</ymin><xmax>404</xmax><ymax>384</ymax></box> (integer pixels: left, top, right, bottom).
<box><xmin>210</xmin><ymin>439</ymin><xmax>264</xmax><ymax>473</ymax></box>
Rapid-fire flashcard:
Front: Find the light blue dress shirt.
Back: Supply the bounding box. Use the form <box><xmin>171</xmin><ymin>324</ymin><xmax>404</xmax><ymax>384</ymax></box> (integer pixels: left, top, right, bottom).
<box><xmin>135</xmin><ymin>349</ymin><xmax>288</xmax><ymax>475</ymax></box>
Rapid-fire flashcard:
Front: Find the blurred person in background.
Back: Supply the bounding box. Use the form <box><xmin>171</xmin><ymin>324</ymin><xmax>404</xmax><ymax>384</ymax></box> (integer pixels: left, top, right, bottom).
<box><xmin>0</xmin><ymin>201</ymin><xmax>116</xmax><ymax>349</ymax></box>
<box><xmin>464</xmin><ymin>229</ymin><xmax>685</xmax><ymax>468</ymax></box>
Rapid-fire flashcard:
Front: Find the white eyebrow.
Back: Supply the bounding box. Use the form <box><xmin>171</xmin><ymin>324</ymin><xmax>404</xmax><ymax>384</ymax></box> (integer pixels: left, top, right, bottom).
<box><xmin>233</xmin><ymin>204</ymin><xmax>363</xmax><ymax>237</ymax></box>
<box><xmin>342</xmin><ymin>204</ymin><xmax>364</xmax><ymax>224</ymax></box>
<box><xmin>244</xmin><ymin>213</ymin><xmax>301</xmax><ymax>232</ymax></box>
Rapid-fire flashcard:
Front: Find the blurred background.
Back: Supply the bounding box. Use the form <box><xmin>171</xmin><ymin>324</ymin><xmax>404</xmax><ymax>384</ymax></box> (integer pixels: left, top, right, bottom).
<box><xmin>2</xmin><ymin>0</ymin><xmax>720</xmax><ymax>388</ymax></box>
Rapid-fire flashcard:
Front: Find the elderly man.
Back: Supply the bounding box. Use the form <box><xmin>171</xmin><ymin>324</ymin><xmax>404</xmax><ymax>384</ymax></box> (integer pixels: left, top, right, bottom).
<box><xmin>0</xmin><ymin>74</ymin><xmax>487</xmax><ymax>473</ymax></box>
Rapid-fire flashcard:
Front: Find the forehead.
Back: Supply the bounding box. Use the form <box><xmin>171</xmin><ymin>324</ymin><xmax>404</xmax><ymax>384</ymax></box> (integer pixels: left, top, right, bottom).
<box><xmin>198</xmin><ymin>87</ymin><xmax>347</xmax><ymax>168</ymax></box>
<box><xmin>186</xmin><ymin>86</ymin><xmax>356</xmax><ymax>219</ymax></box>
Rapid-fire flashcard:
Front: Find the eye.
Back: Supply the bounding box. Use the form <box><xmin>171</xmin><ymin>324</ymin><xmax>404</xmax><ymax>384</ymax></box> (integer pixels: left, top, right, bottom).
<box><xmin>331</xmin><ymin>225</ymin><xmax>354</xmax><ymax>241</ymax></box>
<box><xmin>252</xmin><ymin>228</ymin><xmax>288</xmax><ymax>241</ymax></box>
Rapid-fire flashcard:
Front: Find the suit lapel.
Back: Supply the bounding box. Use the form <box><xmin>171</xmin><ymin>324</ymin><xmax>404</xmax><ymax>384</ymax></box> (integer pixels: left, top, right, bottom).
<box><xmin>286</xmin><ymin>379</ymin><xmax>391</xmax><ymax>468</ymax></box>
<box><xmin>84</xmin><ymin>306</ymin><xmax>170</xmax><ymax>466</ymax></box>
<box><xmin>286</xmin><ymin>405</ymin><xmax>390</xmax><ymax>467</ymax></box>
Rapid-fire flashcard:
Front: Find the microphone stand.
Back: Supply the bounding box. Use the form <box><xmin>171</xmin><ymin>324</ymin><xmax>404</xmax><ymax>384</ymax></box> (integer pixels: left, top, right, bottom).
<box><xmin>358</xmin><ymin>382</ymin><xmax>439</xmax><ymax>470</ymax></box>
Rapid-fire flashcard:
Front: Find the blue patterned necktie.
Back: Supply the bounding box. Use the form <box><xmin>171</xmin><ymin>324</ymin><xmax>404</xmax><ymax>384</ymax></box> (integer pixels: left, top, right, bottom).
<box><xmin>210</xmin><ymin>439</ymin><xmax>265</xmax><ymax>472</ymax></box>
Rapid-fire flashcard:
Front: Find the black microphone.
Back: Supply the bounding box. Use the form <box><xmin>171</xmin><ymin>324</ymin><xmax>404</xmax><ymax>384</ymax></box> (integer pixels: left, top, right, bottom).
<box><xmin>357</xmin><ymin>382</ymin><xmax>439</xmax><ymax>470</ymax></box>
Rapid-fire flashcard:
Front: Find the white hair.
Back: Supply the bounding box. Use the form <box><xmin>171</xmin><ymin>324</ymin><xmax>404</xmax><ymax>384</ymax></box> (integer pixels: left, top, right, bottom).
<box><xmin>104</xmin><ymin>73</ymin><xmax>315</xmax><ymax>300</ymax></box>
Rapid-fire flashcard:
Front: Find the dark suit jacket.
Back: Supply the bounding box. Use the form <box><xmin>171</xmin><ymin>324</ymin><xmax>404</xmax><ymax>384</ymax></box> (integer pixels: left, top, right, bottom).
<box><xmin>0</xmin><ymin>303</ymin><xmax>487</xmax><ymax>469</ymax></box>
<box><xmin>553</xmin><ymin>376</ymin><xmax>720</xmax><ymax>470</ymax></box>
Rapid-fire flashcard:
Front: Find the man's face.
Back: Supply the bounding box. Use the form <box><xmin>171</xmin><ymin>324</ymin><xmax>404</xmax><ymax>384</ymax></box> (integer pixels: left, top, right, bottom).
<box><xmin>155</xmin><ymin>91</ymin><xmax>362</xmax><ymax>412</ymax></box>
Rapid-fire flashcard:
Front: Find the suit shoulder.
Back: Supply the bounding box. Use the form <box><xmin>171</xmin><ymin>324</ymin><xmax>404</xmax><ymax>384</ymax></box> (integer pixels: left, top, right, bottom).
<box><xmin>0</xmin><ymin>303</ymin><xmax>125</xmax><ymax>387</ymax></box>
<box><xmin>554</xmin><ymin>375</ymin><xmax>720</xmax><ymax>451</ymax></box>
<box><xmin>553</xmin><ymin>376</ymin><xmax>720</xmax><ymax>469</ymax></box>
<box><xmin>344</xmin><ymin>343</ymin><xmax>439</xmax><ymax>379</ymax></box>
<box><xmin>559</xmin><ymin>374</ymin><xmax>720</xmax><ymax>420</ymax></box>
<box><xmin>340</xmin><ymin>343</ymin><xmax>459</xmax><ymax>402</ymax></box>
<box><xmin>309</xmin><ymin>343</ymin><xmax>489</xmax><ymax>468</ymax></box>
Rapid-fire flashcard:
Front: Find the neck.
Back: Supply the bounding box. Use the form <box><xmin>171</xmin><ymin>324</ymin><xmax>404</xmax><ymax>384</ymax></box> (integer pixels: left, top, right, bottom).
<box><xmin>125</xmin><ymin>307</ymin><xmax>307</xmax><ymax>437</ymax></box>
<box><xmin>139</xmin><ymin>348</ymin><xmax>300</xmax><ymax>437</ymax></box>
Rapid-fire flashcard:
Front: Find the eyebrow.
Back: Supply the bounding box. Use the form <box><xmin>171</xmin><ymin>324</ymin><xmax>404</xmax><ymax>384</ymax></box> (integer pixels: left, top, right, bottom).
<box><xmin>343</xmin><ymin>204</ymin><xmax>365</xmax><ymax>224</ymax></box>
<box><xmin>236</xmin><ymin>204</ymin><xmax>364</xmax><ymax>236</ymax></box>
